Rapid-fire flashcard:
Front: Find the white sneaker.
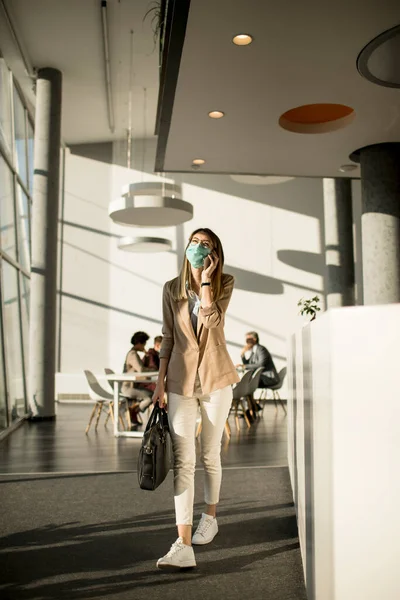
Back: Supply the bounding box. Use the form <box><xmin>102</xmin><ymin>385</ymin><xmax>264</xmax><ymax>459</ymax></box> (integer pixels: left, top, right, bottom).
<box><xmin>192</xmin><ymin>513</ymin><xmax>218</xmax><ymax>545</ymax></box>
<box><xmin>156</xmin><ymin>537</ymin><xmax>196</xmax><ymax>570</ymax></box>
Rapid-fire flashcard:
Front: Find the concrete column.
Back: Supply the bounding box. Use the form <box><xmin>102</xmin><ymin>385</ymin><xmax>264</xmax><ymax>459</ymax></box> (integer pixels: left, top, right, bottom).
<box><xmin>323</xmin><ymin>178</ymin><xmax>355</xmax><ymax>308</ymax></box>
<box><xmin>28</xmin><ymin>68</ymin><xmax>62</xmax><ymax>419</ymax></box>
<box><xmin>357</xmin><ymin>143</ymin><xmax>400</xmax><ymax>305</ymax></box>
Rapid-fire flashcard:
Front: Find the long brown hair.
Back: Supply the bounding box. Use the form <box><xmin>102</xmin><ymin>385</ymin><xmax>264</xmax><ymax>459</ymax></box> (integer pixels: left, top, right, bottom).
<box><xmin>172</xmin><ymin>228</ymin><xmax>225</xmax><ymax>301</ymax></box>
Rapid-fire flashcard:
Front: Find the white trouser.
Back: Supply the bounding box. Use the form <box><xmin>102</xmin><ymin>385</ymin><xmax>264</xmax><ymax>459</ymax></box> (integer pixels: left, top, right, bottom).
<box><xmin>167</xmin><ymin>381</ymin><xmax>233</xmax><ymax>525</ymax></box>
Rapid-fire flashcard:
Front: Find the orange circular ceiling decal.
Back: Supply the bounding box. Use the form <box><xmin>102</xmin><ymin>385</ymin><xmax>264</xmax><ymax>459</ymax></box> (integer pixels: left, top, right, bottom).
<box><xmin>279</xmin><ymin>103</ymin><xmax>355</xmax><ymax>133</ymax></box>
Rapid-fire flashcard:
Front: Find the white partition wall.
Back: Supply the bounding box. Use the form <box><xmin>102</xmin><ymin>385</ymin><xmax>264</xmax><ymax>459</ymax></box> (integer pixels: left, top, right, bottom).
<box><xmin>288</xmin><ymin>305</ymin><xmax>400</xmax><ymax>600</ymax></box>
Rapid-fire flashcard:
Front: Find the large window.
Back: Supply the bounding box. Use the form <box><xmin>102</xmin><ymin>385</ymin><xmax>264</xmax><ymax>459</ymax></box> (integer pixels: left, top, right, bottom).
<box><xmin>2</xmin><ymin>261</ymin><xmax>25</xmax><ymax>421</ymax></box>
<box><xmin>0</xmin><ymin>311</ymin><xmax>7</xmax><ymax>430</ymax></box>
<box><xmin>16</xmin><ymin>185</ymin><xmax>30</xmax><ymax>270</ymax></box>
<box><xmin>0</xmin><ymin>58</ymin><xmax>32</xmax><ymax>431</ymax></box>
<box><xmin>20</xmin><ymin>275</ymin><xmax>30</xmax><ymax>378</ymax></box>
<box><xmin>13</xmin><ymin>85</ymin><xmax>28</xmax><ymax>188</ymax></box>
<box><xmin>27</xmin><ymin>121</ymin><xmax>34</xmax><ymax>195</ymax></box>
<box><xmin>0</xmin><ymin>156</ymin><xmax>16</xmax><ymax>260</ymax></box>
<box><xmin>0</xmin><ymin>59</ymin><xmax>12</xmax><ymax>158</ymax></box>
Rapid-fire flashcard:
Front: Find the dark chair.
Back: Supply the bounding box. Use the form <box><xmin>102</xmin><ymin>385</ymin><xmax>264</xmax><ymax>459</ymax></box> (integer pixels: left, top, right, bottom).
<box><xmin>247</xmin><ymin>367</ymin><xmax>264</xmax><ymax>418</ymax></box>
<box><xmin>248</xmin><ymin>367</ymin><xmax>264</xmax><ymax>396</ymax></box>
<box><xmin>259</xmin><ymin>367</ymin><xmax>287</xmax><ymax>414</ymax></box>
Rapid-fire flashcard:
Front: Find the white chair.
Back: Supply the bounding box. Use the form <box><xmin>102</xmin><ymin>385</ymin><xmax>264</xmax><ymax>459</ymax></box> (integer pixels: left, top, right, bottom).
<box><xmin>104</xmin><ymin>367</ymin><xmax>116</xmax><ymax>392</ymax></box>
<box><xmin>84</xmin><ymin>370</ymin><xmax>131</xmax><ymax>433</ymax></box>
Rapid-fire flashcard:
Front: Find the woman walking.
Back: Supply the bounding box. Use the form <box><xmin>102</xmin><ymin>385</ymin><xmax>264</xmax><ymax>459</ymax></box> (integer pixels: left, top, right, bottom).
<box><xmin>152</xmin><ymin>228</ymin><xmax>240</xmax><ymax>570</ymax></box>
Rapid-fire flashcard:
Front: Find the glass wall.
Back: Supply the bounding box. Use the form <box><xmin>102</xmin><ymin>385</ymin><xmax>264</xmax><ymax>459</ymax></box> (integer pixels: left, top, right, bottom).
<box><xmin>0</xmin><ymin>58</ymin><xmax>33</xmax><ymax>431</ymax></box>
<box><xmin>0</xmin><ymin>155</ymin><xmax>16</xmax><ymax>259</ymax></box>
<box><xmin>2</xmin><ymin>261</ymin><xmax>25</xmax><ymax>420</ymax></box>
<box><xmin>0</xmin><ymin>59</ymin><xmax>12</xmax><ymax>157</ymax></box>
<box><xmin>0</xmin><ymin>312</ymin><xmax>7</xmax><ymax>430</ymax></box>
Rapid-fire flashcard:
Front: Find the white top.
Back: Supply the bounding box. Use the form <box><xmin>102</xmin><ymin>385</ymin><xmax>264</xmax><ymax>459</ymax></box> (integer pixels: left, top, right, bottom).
<box><xmin>188</xmin><ymin>290</ymin><xmax>201</xmax><ymax>334</ymax></box>
<box><xmin>244</xmin><ymin>343</ymin><xmax>258</xmax><ymax>360</ymax></box>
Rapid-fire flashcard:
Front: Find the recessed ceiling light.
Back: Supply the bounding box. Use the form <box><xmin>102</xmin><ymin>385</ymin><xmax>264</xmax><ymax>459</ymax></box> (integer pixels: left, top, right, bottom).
<box><xmin>339</xmin><ymin>164</ymin><xmax>358</xmax><ymax>172</ymax></box>
<box><xmin>208</xmin><ymin>110</ymin><xmax>225</xmax><ymax>119</ymax></box>
<box><xmin>192</xmin><ymin>158</ymin><xmax>205</xmax><ymax>165</ymax></box>
<box><xmin>232</xmin><ymin>34</ymin><xmax>253</xmax><ymax>46</ymax></box>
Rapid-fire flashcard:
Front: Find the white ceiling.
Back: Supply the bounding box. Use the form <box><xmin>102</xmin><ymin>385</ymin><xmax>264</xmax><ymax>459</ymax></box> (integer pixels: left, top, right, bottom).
<box><xmin>162</xmin><ymin>0</ymin><xmax>400</xmax><ymax>178</ymax></box>
<box><xmin>0</xmin><ymin>0</ymin><xmax>159</xmax><ymax>144</ymax></box>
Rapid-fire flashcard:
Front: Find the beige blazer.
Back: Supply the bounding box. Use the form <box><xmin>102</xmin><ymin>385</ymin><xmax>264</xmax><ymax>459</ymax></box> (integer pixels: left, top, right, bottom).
<box><xmin>159</xmin><ymin>273</ymin><xmax>240</xmax><ymax>397</ymax></box>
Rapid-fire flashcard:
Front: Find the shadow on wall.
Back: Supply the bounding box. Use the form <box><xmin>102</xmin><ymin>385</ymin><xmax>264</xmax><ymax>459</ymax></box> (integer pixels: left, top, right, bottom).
<box><xmin>69</xmin><ymin>142</ymin><xmax>113</xmax><ymax>164</ymax></box>
<box><xmin>62</xmin><ymin>222</ymin><xmax>321</xmax><ymax>296</ymax></box>
<box><xmin>61</xmin><ymin>215</ymin><xmax>323</xmax><ymax>298</ymax></box>
<box><xmin>60</xmin><ymin>221</ymin><xmax>289</xmax><ymax>363</ymax></box>
<box><xmin>174</xmin><ymin>172</ymin><xmax>324</xmax><ymax>219</ymax></box>
<box><xmin>61</xmin><ymin>239</ymin><xmax>288</xmax><ymax>359</ymax></box>
<box><xmin>226</xmin><ymin>265</ymin><xmax>284</xmax><ymax>295</ymax></box>
<box><xmin>277</xmin><ymin>250</ymin><xmax>324</xmax><ymax>276</ymax></box>
<box><xmin>61</xmin><ymin>229</ymin><xmax>165</xmax><ymax>288</ymax></box>
<box><xmin>60</xmin><ymin>291</ymin><xmax>162</xmax><ymax>325</ymax></box>
<box><xmin>175</xmin><ymin>220</ymin><xmax>316</xmax><ymax>296</ymax></box>
<box><xmin>278</xmin><ymin>249</ymin><xmax>356</xmax><ymax>295</ymax></box>
<box><xmin>60</xmin><ymin>289</ymin><xmax>287</xmax><ymax>361</ymax></box>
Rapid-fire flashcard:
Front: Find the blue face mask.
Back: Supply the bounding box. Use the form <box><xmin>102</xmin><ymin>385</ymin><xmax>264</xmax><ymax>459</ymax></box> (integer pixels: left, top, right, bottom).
<box><xmin>185</xmin><ymin>243</ymin><xmax>211</xmax><ymax>268</ymax></box>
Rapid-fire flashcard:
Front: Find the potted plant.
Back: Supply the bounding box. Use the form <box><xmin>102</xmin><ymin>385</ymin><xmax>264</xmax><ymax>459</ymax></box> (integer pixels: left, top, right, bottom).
<box><xmin>297</xmin><ymin>296</ymin><xmax>321</xmax><ymax>322</ymax></box>
<box><xmin>143</xmin><ymin>1</ymin><xmax>166</xmax><ymax>65</ymax></box>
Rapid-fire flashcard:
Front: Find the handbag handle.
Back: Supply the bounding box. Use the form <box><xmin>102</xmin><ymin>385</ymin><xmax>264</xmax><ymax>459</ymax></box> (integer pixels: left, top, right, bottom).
<box><xmin>159</xmin><ymin>405</ymin><xmax>169</xmax><ymax>430</ymax></box>
<box><xmin>144</xmin><ymin>402</ymin><xmax>169</xmax><ymax>432</ymax></box>
<box><xmin>145</xmin><ymin>403</ymin><xmax>159</xmax><ymax>431</ymax></box>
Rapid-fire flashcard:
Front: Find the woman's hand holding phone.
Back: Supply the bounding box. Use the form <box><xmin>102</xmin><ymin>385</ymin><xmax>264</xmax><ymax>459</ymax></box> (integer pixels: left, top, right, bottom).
<box><xmin>202</xmin><ymin>251</ymin><xmax>218</xmax><ymax>281</ymax></box>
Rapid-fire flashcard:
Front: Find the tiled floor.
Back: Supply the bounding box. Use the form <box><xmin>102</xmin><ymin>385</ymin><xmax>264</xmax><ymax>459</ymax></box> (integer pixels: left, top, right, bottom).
<box><xmin>0</xmin><ymin>401</ymin><xmax>288</xmax><ymax>474</ymax></box>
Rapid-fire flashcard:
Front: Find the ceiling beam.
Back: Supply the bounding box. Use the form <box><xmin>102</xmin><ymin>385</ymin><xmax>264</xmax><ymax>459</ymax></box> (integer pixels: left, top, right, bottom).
<box><xmin>154</xmin><ymin>0</ymin><xmax>191</xmax><ymax>172</ymax></box>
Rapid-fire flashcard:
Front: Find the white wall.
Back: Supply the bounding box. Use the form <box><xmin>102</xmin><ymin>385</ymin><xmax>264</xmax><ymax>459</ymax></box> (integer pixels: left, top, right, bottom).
<box><xmin>59</xmin><ymin>140</ymin><xmax>361</xmax><ymax>395</ymax></box>
<box><xmin>288</xmin><ymin>305</ymin><xmax>400</xmax><ymax>600</ymax></box>
<box><xmin>61</xmin><ymin>150</ymin><xmax>113</xmax><ymax>373</ymax></box>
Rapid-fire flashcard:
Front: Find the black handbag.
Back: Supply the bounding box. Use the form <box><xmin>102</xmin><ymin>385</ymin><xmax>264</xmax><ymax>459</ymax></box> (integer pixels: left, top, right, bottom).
<box><xmin>137</xmin><ymin>402</ymin><xmax>172</xmax><ymax>491</ymax></box>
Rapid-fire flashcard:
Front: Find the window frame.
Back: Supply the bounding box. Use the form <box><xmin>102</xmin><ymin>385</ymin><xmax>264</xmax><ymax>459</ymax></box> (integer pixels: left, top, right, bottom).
<box><xmin>0</xmin><ymin>65</ymin><xmax>33</xmax><ymax>429</ymax></box>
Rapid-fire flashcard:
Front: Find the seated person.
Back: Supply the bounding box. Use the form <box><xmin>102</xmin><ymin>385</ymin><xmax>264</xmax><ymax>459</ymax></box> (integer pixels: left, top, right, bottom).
<box><xmin>135</xmin><ymin>335</ymin><xmax>162</xmax><ymax>395</ymax></box>
<box><xmin>143</xmin><ymin>335</ymin><xmax>163</xmax><ymax>371</ymax></box>
<box><xmin>122</xmin><ymin>331</ymin><xmax>155</xmax><ymax>426</ymax></box>
<box><xmin>237</xmin><ymin>330</ymin><xmax>279</xmax><ymax>388</ymax></box>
